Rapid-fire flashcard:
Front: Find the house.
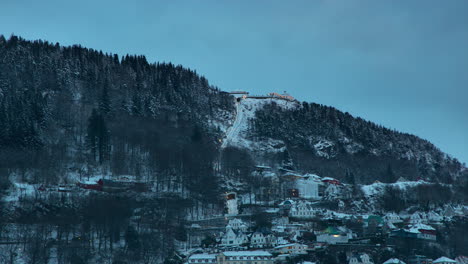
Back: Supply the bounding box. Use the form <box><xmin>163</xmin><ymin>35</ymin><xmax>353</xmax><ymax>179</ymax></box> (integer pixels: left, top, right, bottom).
<box><xmin>433</xmin><ymin>257</ymin><xmax>456</xmax><ymax>264</ymax></box>
<box><xmin>410</xmin><ymin>212</ymin><xmax>428</xmax><ymax>224</ymax></box>
<box><xmin>276</xmin><ymin>236</ymin><xmax>290</xmax><ymax>246</ymax></box>
<box><xmin>384</xmin><ymin>213</ymin><xmax>403</xmax><ymax>224</ymax></box>
<box><xmin>221</xmin><ymin>226</ymin><xmax>249</xmax><ymax>247</ymax></box>
<box><xmin>217</xmin><ymin>251</ymin><xmax>273</xmax><ymax>264</ymax></box>
<box><xmin>250</xmin><ymin>232</ymin><xmax>267</xmax><ymax>248</ymax></box>
<box><xmin>265</xmin><ymin>234</ymin><xmax>277</xmax><ymax>247</ymax></box>
<box><xmin>427</xmin><ymin>212</ymin><xmax>443</xmax><ymax>223</ymax></box>
<box><xmin>289</xmin><ymin>201</ymin><xmax>319</xmax><ymax>219</ymax></box>
<box><xmin>390</xmin><ymin>223</ymin><xmax>436</xmax><ymax>241</ymax></box>
<box><xmin>348</xmin><ymin>253</ymin><xmax>374</xmax><ymax>264</ymax></box>
<box><xmin>295</xmin><ymin>176</ymin><xmax>321</xmax><ymax>199</ymax></box>
<box><xmin>407</xmin><ymin>255</ymin><xmax>433</xmax><ymax>264</ymax></box>
<box><xmin>383</xmin><ymin>258</ymin><xmax>406</xmax><ymax>264</ymax></box>
<box><xmin>316</xmin><ymin>226</ymin><xmax>353</xmax><ymax>244</ymax></box>
<box><xmin>407</xmin><ymin>223</ymin><xmax>437</xmax><ymax>241</ymax></box>
<box><xmin>226</xmin><ymin>192</ymin><xmax>239</xmax><ymax>215</ymax></box>
<box><xmin>274</xmin><ymin>243</ymin><xmax>308</xmax><ymax>255</ymax></box>
<box><xmin>76</xmin><ymin>179</ymin><xmax>104</xmax><ymax>191</ymax></box>
<box><xmin>228</xmin><ymin>218</ymin><xmax>248</xmax><ymax>232</ymax></box>
<box><xmin>188</xmin><ymin>254</ymin><xmax>217</xmax><ymax>264</ymax></box>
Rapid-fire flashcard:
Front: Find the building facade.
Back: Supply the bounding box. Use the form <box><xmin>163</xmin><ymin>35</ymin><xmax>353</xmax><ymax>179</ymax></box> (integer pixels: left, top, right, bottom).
<box><xmin>217</xmin><ymin>251</ymin><xmax>273</xmax><ymax>264</ymax></box>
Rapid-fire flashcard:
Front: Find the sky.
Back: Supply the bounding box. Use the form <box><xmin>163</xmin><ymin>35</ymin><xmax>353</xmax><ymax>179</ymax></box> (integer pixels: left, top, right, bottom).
<box><xmin>1</xmin><ymin>0</ymin><xmax>467</xmax><ymax>164</ymax></box>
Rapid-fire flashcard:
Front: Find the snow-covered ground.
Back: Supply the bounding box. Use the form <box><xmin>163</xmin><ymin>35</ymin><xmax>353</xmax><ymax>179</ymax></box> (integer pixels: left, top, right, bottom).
<box><xmin>221</xmin><ymin>98</ymin><xmax>298</xmax><ymax>152</ymax></box>
<box><xmin>361</xmin><ymin>180</ymin><xmax>430</xmax><ymax>197</ymax></box>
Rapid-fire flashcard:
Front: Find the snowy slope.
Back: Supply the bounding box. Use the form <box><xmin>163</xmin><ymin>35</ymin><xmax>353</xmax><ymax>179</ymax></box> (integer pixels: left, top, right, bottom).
<box><xmin>361</xmin><ymin>180</ymin><xmax>430</xmax><ymax>197</ymax></box>
<box><xmin>221</xmin><ymin>97</ymin><xmax>299</xmax><ymax>152</ymax></box>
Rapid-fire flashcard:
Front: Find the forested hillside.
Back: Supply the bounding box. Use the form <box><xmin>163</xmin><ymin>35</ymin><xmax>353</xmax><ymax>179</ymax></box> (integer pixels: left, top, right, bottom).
<box><xmin>250</xmin><ymin>101</ymin><xmax>466</xmax><ymax>184</ymax></box>
<box><xmin>1</xmin><ymin>34</ymin><xmax>466</xmax><ymax>194</ymax></box>
<box><xmin>0</xmin><ymin>35</ymin><xmax>233</xmax><ymax>199</ymax></box>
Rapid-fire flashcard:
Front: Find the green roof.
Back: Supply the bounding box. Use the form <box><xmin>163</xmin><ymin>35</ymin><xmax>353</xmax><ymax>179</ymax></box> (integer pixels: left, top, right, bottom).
<box><xmin>324</xmin><ymin>227</ymin><xmax>341</xmax><ymax>235</ymax></box>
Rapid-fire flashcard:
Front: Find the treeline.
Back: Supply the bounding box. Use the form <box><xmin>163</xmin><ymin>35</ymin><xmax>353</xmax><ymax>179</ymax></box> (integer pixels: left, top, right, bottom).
<box><xmin>250</xmin><ymin>101</ymin><xmax>465</xmax><ymax>184</ymax></box>
<box><xmin>379</xmin><ymin>182</ymin><xmax>468</xmax><ymax>212</ymax></box>
<box><xmin>0</xmin><ymin>192</ymin><xmax>190</xmax><ymax>263</ymax></box>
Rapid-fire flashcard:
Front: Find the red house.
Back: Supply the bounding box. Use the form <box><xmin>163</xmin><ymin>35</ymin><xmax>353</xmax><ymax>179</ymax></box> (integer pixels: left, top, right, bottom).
<box><xmin>321</xmin><ymin>177</ymin><xmax>341</xmax><ymax>185</ymax></box>
<box><xmin>77</xmin><ymin>179</ymin><xmax>103</xmax><ymax>191</ymax></box>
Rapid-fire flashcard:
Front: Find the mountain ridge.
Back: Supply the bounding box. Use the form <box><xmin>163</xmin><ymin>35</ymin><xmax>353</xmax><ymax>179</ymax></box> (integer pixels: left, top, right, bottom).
<box><xmin>0</xmin><ymin>34</ymin><xmax>465</xmax><ymax>188</ymax></box>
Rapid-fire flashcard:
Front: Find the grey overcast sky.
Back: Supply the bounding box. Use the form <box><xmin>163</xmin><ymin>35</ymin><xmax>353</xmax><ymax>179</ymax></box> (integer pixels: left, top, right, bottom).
<box><xmin>1</xmin><ymin>0</ymin><xmax>467</xmax><ymax>163</ymax></box>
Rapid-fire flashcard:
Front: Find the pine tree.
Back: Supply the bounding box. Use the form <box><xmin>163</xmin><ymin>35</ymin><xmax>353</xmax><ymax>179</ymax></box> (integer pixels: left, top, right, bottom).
<box><xmin>98</xmin><ymin>80</ymin><xmax>111</xmax><ymax>115</ymax></box>
<box><xmin>86</xmin><ymin>109</ymin><xmax>110</xmax><ymax>164</ymax></box>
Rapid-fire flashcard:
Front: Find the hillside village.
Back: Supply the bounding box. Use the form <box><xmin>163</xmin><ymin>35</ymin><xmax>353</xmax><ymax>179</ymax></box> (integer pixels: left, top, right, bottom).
<box><xmin>178</xmin><ymin>166</ymin><xmax>467</xmax><ymax>264</ymax></box>
<box><xmin>0</xmin><ymin>37</ymin><xmax>467</xmax><ymax>263</ymax></box>
<box><xmin>1</xmin><ymin>90</ymin><xmax>466</xmax><ymax>264</ymax></box>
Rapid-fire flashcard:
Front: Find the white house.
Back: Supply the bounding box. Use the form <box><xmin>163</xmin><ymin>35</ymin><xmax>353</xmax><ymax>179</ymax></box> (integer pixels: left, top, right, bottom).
<box><xmin>276</xmin><ymin>236</ymin><xmax>289</xmax><ymax>246</ymax></box>
<box><xmin>274</xmin><ymin>243</ymin><xmax>308</xmax><ymax>255</ymax></box>
<box><xmin>295</xmin><ymin>175</ymin><xmax>321</xmax><ymax>199</ymax></box>
<box><xmin>410</xmin><ymin>212</ymin><xmax>427</xmax><ymax>224</ymax></box>
<box><xmin>250</xmin><ymin>232</ymin><xmax>267</xmax><ymax>248</ymax></box>
<box><xmin>228</xmin><ymin>218</ymin><xmax>248</xmax><ymax>232</ymax></box>
<box><xmin>221</xmin><ymin>226</ymin><xmax>249</xmax><ymax>247</ymax></box>
<box><xmin>384</xmin><ymin>212</ymin><xmax>403</xmax><ymax>224</ymax></box>
<box><xmin>289</xmin><ymin>201</ymin><xmax>318</xmax><ymax>219</ymax></box>
<box><xmin>265</xmin><ymin>234</ymin><xmax>277</xmax><ymax>247</ymax></box>
<box><xmin>348</xmin><ymin>253</ymin><xmax>374</xmax><ymax>264</ymax></box>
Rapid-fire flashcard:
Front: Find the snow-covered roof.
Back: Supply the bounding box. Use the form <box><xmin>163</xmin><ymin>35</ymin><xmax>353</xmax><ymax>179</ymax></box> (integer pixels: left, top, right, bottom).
<box><xmin>321</xmin><ymin>177</ymin><xmax>336</xmax><ymax>181</ymax></box>
<box><xmin>407</xmin><ymin>223</ymin><xmax>436</xmax><ymax>233</ymax></box>
<box><xmin>274</xmin><ymin>243</ymin><xmax>306</xmax><ymax>249</ymax></box>
<box><xmin>383</xmin><ymin>258</ymin><xmax>406</xmax><ymax>264</ymax></box>
<box><xmin>223</xmin><ymin>251</ymin><xmax>272</xmax><ymax>257</ymax></box>
<box><xmin>433</xmin><ymin>256</ymin><xmax>456</xmax><ymax>263</ymax></box>
<box><xmin>189</xmin><ymin>254</ymin><xmax>217</xmax><ymax>260</ymax></box>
